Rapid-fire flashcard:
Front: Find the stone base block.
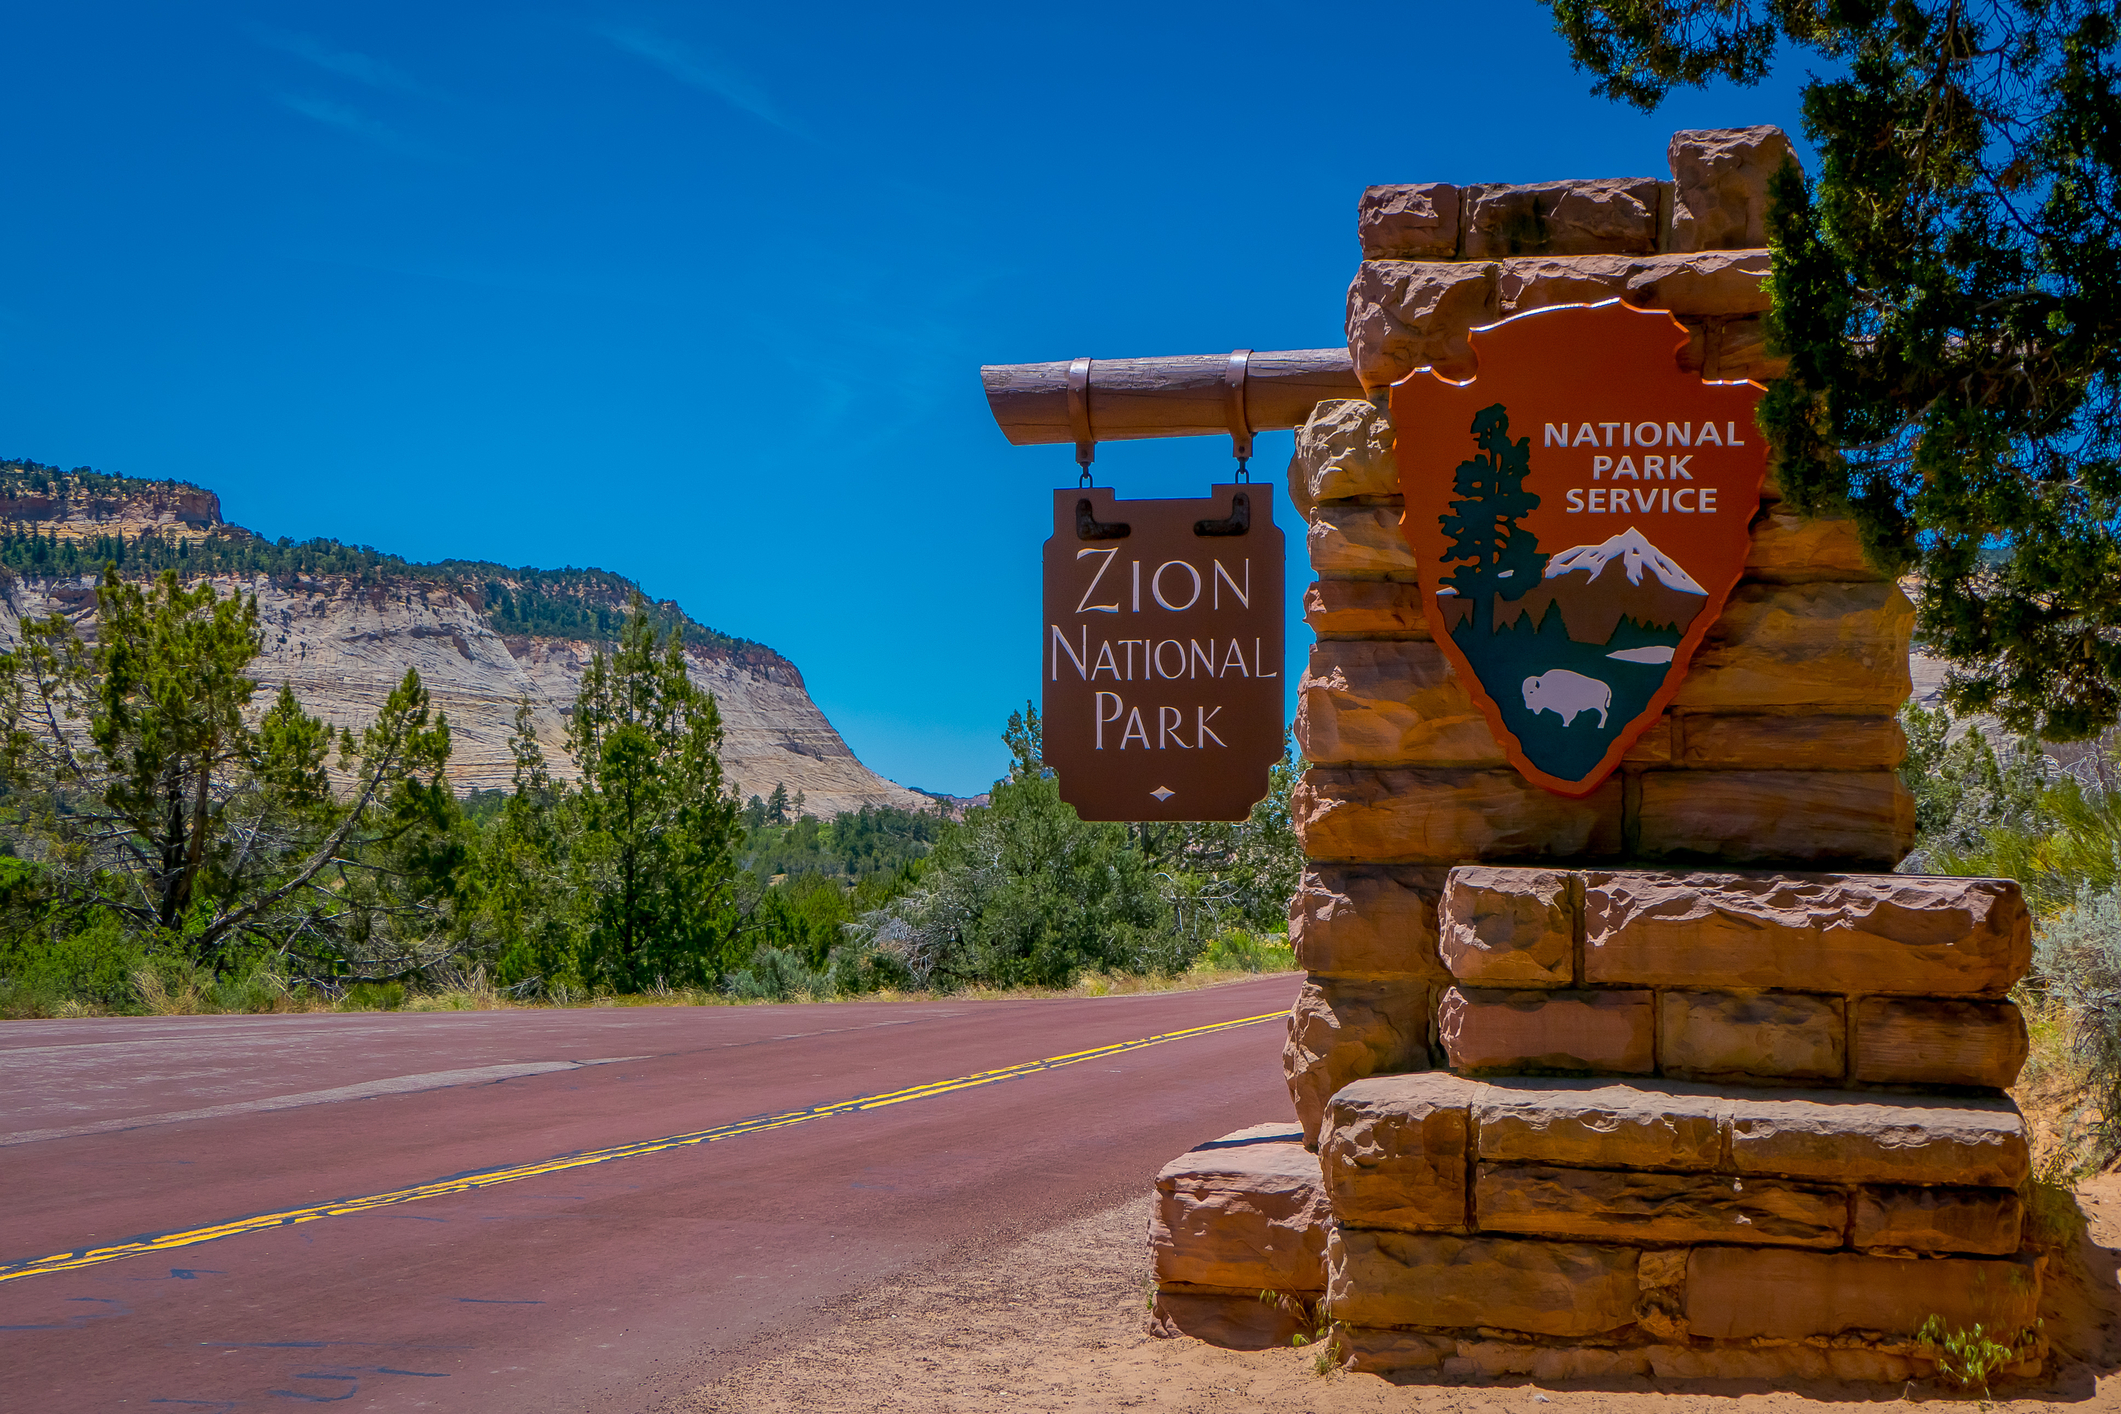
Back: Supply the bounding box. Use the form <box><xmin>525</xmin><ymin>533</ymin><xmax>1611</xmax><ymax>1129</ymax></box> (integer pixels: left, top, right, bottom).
<box><xmin>1659</xmin><ymin>989</ymin><xmax>1845</xmax><ymax>1080</ymax></box>
<box><xmin>1296</xmin><ymin>639</ymin><xmax>1501</xmax><ymax>767</ymax></box>
<box><xmin>1330</xmin><ymin>1071</ymin><xmax>2031</xmax><ymax>1190</ymax></box>
<box><xmin>1634</xmin><ymin>771</ymin><xmax>1914</xmax><ymax>868</ymax></box>
<box><xmin>1439</xmin><ymin>866</ymin><xmax>1574</xmax><ymax>985</ymax></box>
<box><xmin>1475</xmin><ymin>1074</ymin><xmax>1722</xmax><ymax>1170</ymax></box>
<box><xmin>1584</xmin><ymin>870</ymin><xmax>2029</xmax><ymax>998</ymax></box>
<box><xmin>1148</xmin><ymin>1282</ymin><xmax>1319</xmax><ymax>1350</ymax></box>
<box><xmin>1324</xmin><ymin>1231</ymin><xmax>2039</xmax><ymax>1379</ymax></box>
<box><xmin>1321</xmin><ymin>1074</ymin><xmax>1470</xmax><ymax>1232</ymax></box>
<box><xmin>1743</xmin><ymin>509</ymin><xmax>1878</xmax><ymax>583</ymax></box>
<box><xmin>1288</xmin><ymin>865</ymin><xmax>1446</xmax><ymax>981</ymax></box>
<box><xmin>1304</xmin><ymin>579</ymin><xmax>1429</xmax><ymax>637</ymax></box>
<box><xmin>1855</xmin><ymin>997</ymin><xmax>2029</xmax><ymax>1088</ymax></box>
<box><xmin>1289</xmin><ymin>398</ymin><xmax>1396</xmax><ymax>513</ymax></box>
<box><xmin>1295</xmin><ymin>766</ymin><xmax>1622</xmax><ymax>864</ymax></box>
<box><xmin>1475</xmin><ymin>1163</ymin><xmax>1845</xmax><ymax>1248</ymax></box>
<box><xmin>1421</xmin><ymin>866</ymin><xmax>2036</xmax><ymax>1090</ymax></box>
<box><xmin>1283</xmin><ymin>976</ymin><xmax>1432</xmax><ymax>1145</ymax></box>
<box><xmin>1680</xmin><ymin>713</ymin><xmax>1906</xmax><ymax>770</ymax></box>
<box><xmin>1687</xmin><ymin>1247</ymin><xmax>2041</xmax><ymax>1341</ymax></box>
<box><xmin>1438</xmin><ymin>986</ymin><xmax>1655</xmax><ymax>1074</ymax></box>
<box><xmin>1855</xmin><ymin>1184</ymin><xmax>2024</xmax><ymax>1256</ymax></box>
<box><xmin>1308</xmin><ymin>502</ymin><xmax>1414</xmax><ymax>576</ymax></box>
<box><xmin>1301</xmin><ymin>1076</ymin><xmax>2041</xmax><ymax>1381</ymax></box>
<box><xmin>1329</xmin><ymin>1228</ymin><xmax>1643</xmax><ymax>1336</ymax></box>
<box><xmin>1150</xmin><ymin>1122</ymin><xmax>1328</xmax><ymax>1291</ymax></box>
<box><xmin>1679</xmin><ymin>580</ymin><xmax>1913</xmax><ymax>712</ymax></box>
<box><xmin>1336</xmin><ymin>1329</ymin><xmax>1948</xmax><ymax>1383</ymax></box>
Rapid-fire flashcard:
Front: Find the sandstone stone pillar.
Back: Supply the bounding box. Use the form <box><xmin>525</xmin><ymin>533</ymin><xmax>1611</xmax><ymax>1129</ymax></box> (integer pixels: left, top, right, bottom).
<box><xmin>1150</xmin><ymin>126</ymin><xmax>2046</xmax><ymax>1387</ymax></box>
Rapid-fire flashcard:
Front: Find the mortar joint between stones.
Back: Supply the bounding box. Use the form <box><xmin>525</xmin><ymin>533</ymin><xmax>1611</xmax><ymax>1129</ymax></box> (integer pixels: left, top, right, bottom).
<box><xmin>1463</xmin><ymin>1107</ymin><xmax>1480</xmax><ymax>1233</ymax></box>
<box><xmin>1571</xmin><ymin>870</ymin><xmax>1587</xmax><ymax>989</ymax></box>
<box><xmin>1651</xmin><ymin>984</ymin><xmax>1665</xmax><ymax>1078</ymax></box>
<box><xmin>1843</xmin><ymin>991</ymin><xmax>1863</xmax><ymax>1090</ymax></box>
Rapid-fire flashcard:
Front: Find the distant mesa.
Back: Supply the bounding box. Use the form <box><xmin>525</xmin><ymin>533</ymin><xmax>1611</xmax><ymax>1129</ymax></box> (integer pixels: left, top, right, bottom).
<box><xmin>0</xmin><ymin>460</ymin><xmax>933</xmax><ymax>813</ymax></box>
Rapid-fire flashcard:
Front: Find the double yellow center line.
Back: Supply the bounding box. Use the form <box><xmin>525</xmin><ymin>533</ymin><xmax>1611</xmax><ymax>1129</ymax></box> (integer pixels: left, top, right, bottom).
<box><xmin>1</xmin><ymin>1008</ymin><xmax>1285</xmax><ymax>1285</ymax></box>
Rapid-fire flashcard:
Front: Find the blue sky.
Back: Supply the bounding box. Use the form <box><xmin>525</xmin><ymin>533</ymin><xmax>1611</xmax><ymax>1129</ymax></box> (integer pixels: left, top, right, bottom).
<box><xmin>0</xmin><ymin>3</ymin><xmax>1816</xmax><ymax>796</ymax></box>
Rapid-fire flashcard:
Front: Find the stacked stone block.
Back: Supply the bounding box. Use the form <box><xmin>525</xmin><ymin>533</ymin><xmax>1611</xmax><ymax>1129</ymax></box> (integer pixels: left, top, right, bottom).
<box><xmin>1308</xmin><ymin>869</ymin><xmax>2040</xmax><ymax>1380</ymax></box>
<box><xmin>1159</xmin><ymin>868</ymin><xmax>2044</xmax><ymax>1380</ymax></box>
<box><xmin>1318</xmin><ymin>1079</ymin><xmax>2038</xmax><ymax>1380</ymax></box>
<box><xmin>1150</xmin><ymin>127</ymin><xmax>2049</xmax><ymax>1386</ymax></box>
<box><xmin>1285</xmin><ymin>124</ymin><xmax>1917</xmax><ymax>1131</ymax></box>
<box><xmin>1436</xmin><ymin>868</ymin><xmax>2031</xmax><ymax>1090</ymax></box>
<box><xmin>1148</xmin><ymin>1123</ymin><xmax>1328</xmax><ymax>1349</ymax></box>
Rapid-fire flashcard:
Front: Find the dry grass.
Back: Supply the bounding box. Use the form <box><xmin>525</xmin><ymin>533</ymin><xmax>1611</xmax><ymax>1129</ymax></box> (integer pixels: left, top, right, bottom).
<box><xmin>2014</xmin><ymin>995</ymin><xmax>2109</xmax><ymax>1175</ymax></box>
<box><xmin>540</xmin><ymin>963</ymin><xmax>1297</xmax><ymax>1011</ymax></box>
<box><xmin>9</xmin><ymin>962</ymin><xmax>1300</xmax><ymax>1022</ymax></box>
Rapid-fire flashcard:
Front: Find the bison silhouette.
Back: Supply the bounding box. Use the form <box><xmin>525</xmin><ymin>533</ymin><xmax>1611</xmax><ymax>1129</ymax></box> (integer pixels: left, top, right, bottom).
<box><xmin>1521</xmin><ymin>669</ymin><xmax>1611</xmax><ymax>728</ymax></box>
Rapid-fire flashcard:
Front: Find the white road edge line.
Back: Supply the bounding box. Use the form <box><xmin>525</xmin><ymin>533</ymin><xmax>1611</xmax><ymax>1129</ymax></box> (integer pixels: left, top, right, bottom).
<box><xmin>0</xmin><ymin>1057</ymin><xmax>651</xmax><ymax>1147</ymax></box>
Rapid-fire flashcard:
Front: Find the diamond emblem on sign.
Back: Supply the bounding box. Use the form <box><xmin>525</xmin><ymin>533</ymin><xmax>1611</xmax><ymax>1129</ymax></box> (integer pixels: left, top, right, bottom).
<box><xmin>1150</xmin><ymin>787</ymin><xmax>1175</xmax><ymax>802</ymax></box>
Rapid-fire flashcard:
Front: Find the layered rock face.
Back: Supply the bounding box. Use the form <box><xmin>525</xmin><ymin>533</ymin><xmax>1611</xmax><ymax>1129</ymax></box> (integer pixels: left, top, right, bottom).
<box><xmin>0</xmin><ymin>480</ymin><xmax>222</xmax><ymax>542</ymax></box>
<box><xmin>1169</xmin><ymin>867</ymin><xmax>2043</xmax><ymax>1383</ymax></box>
<box><xmin>1150</xmin><ymin>128</ymin><xmax>2047</xmax><ymax>1387</ymax></box>
<box><xmin>1308</xmin><ymin>868</ymin><xmax>2040</xmax><ymax>1383</ymax></box>
<box><xmin>0</xmin><ymin>490</ymin><xmax>929</xmax><ymax>815</ymax></box>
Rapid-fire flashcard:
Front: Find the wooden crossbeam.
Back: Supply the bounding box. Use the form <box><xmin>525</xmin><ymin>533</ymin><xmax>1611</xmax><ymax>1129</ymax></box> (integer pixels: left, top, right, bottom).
<box><xmin>979</xmin><ymin>349</ymin><xmax>1360</xmax><ymax>447</ymax></box>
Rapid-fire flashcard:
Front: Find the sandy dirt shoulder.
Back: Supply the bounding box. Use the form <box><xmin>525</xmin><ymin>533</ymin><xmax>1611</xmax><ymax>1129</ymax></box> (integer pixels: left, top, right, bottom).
<box><xmin>676</xmin><ymin>1177</ymin><xmax>2121</xmax><ymax>1413</ymax></box>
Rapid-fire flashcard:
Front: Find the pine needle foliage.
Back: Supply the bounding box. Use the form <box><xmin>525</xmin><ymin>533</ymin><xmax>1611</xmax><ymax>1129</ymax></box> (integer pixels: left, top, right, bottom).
<box><xmin>1543</xmin><ymin>0</ymin><xmax>2121</xmax><ymax>739</ymax></box>
<box><xmin>0</xmin><ymin>568</ymin><xmax>462</xmax><ymax>973</ymax></box>
<box><xmin>566</xmin><ymin>603</ymin><xmax>746</xmax><ymax>989</ymax></box>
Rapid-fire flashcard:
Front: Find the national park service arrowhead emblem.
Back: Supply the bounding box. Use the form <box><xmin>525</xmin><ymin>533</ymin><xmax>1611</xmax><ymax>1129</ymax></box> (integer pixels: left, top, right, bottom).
<box><xmin>1392</xmin><ymin>301</ymin><xmax>1767</xmax><ymax>798</ymax></box>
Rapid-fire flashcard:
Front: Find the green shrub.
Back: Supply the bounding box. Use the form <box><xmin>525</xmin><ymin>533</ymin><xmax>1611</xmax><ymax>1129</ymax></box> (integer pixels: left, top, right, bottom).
<box><xmin>723</xmin><ymin>945</ymin><xmax>825</xmax><ymax>1001</ymax></box>
<box><xmin>1200</xmin><ymin>930</ymin><xmax>1296</xmax><ymax>974</ymax></box>
<box><xmin>1915</xmin><ymin>1315</ymin><xmax>2034</xmax><ymax>1396</ymax></box>
<box><xmin>2031</xmin><ymin>884</ymin><xmax>2121</xmax><ymax>1162</ymax></box>
<box><xmin>340</xmin><ymin>980</ymin><xmax>407</xmax><ymax>1011</ymax></box>
<box><xmin>0</xmin><ymin>912</ymin><xmax>147</xmax><ymax>1016</ymax></box>
<box><xmin>211</xmin><ymin>964</ymin><xmax>289</xmax><ymax>1014</ymax></box>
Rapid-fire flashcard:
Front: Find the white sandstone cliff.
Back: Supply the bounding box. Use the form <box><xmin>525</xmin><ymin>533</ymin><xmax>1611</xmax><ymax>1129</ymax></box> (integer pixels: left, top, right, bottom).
<box><xmin>0</xmin><ymin>481</ymin><xmax>930</xmax><ymax>815</ymax></box>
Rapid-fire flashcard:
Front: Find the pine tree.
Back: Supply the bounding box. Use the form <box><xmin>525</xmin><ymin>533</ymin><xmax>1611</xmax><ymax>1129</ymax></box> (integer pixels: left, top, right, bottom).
<box><xmin>1436</xmin><ymin>403</ymin><xmax>1548</xmax><ymax>624</ymax></box>
<box><xmin>81</xmin><ymin>568</ymin><xmax>262</xmax><ymax>932</ymax></box>
<box><xmin>0</xmin><ymin>571</ymin><xmax>458</xmax><ymax>970</ymax></box>
<box><xmin>480</xmin><ymin>700</ymin><xmax>579</xmax><ymax>990</ymax></box>
<box><xmin>767</xmin><ymin>782</ymin><xmax>790</xmax><ymax>826</ymax></box>
<box><xmin>566</xmin><ymin>596</ymin><xmax>743</xmax><ymax>988</ymax></box>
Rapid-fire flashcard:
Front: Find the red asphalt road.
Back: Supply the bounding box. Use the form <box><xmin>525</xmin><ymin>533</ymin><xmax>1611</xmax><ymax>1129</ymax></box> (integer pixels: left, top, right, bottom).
<box><xmin>0</xmin><ymin>975</ymin><xmax>1301</xmax><ymax>1413</ymax></box>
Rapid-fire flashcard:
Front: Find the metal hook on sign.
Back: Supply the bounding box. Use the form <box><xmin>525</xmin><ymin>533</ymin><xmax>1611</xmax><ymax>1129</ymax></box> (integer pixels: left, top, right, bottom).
<box><xmin>1225</xmin><ymin>349</ymin><xmax>1253</xmax><ymax>482</ymax></box>
<box><xmin>1067</xmin><ymin>357</ymin><xmax>1095</xmax><ymax>487</ymax></box>
<box><xmin>1193</xmin><ymin>491</ymin><xmax>1250</xmax><ymax>537</ymax></box>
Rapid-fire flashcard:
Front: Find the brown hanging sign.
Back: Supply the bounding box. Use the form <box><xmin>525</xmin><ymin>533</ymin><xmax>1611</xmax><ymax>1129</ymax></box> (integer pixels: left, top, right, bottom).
<box><xmin>1041</xmin><ymin>484</ymin><xmax>1285</xmax><ymax>821</ymax></box>
<box><xmin>1392</xmin><ymin>300</ymin><xmax>1767</xmax><ymax>798</ymax></box>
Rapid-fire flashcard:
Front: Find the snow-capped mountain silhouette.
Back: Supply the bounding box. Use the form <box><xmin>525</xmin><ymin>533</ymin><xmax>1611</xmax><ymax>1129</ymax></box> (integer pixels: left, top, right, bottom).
<box><xmin>1492</xmin><ymin>526</ymin><xmax>1710</xmax><ymax>645</ymax></box>
<box><xmin>1545</xmin><ymin>526</ymin><xmax>1707</xmax><ymax>593</ymax></box>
